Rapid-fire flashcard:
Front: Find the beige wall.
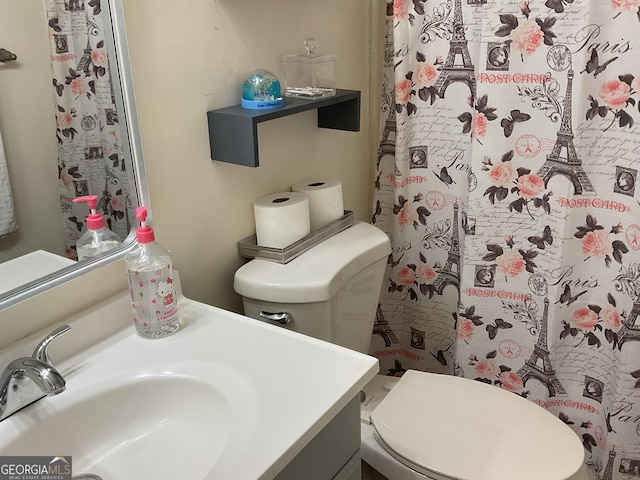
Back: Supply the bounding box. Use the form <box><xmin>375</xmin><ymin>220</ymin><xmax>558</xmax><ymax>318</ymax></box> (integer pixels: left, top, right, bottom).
<box><xmin>123</xmin><ymin>0</ymin><xmax>381</xmax><ymax>312</ymax></box>
<box><xmin>0</xmin><ymin>2</ymin><xmax>66</xmax><ymax>263</ymax></box>
<box><xmin>0</xmin><ymin>0</ymin><xmax>385</xmax><ymax>349</ymax></box>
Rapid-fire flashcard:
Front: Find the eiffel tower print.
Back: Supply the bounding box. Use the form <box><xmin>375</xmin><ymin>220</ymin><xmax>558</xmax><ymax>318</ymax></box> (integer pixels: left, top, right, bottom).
<box><xmin>434</xmin><ymin>0</ymin><xmax>477</xmax><ymax>100</ymax></box>
<box><xmin>372</xmin><ymin>304</ymin><xmax>400</xmax><ymax>347</ymax></box>
<box><xmin>76</xmin><ymin>39</ymin><xmax>93</xmax><ymax>74</ymax></box>
<box><xmin>536</xmin><ymin>67</ymin><xmax>596</xmax><ymax>195</ymax></box>
<box><xmin>617</xmin><ymin>297</ymin><xmax>640</xmax><ymax>348</ymax></box>
<box><xmin>517</xmin><ymin>297</ymin><xmax>567</xmax><ymax>397</ymax></box>
<box><xmin>377</xmin><ymin>111</ymin><xmax>397</xmax><ymax>164</ymax></box>
<box><xmin>601</xmin><ymin>449</ymin><xmax>616</xmax><ymax>480</ymax></box>
<box><xmin>433</xmin><ymin>203</ymin><xmax>461</xmax><ymax>294</ymax></box>
<box><xmin>377</xmin><ymin>31</ymin><xmax>397</xmax><ymax>167</ymax></box>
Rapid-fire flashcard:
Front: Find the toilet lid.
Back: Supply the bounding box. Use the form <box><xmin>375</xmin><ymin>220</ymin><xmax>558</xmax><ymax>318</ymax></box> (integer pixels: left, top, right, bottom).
<box><xmin>370</xmin><ymin>370</ymin><xmax>585</xmax><ymax>480</ymax></box>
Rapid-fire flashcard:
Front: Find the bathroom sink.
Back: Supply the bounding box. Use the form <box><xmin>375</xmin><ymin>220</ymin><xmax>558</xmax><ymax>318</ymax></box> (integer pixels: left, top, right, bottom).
<box><xmin>0</xmin><ymin>366</ymin><xmax>257</xmax><ymax>479</ymax></box>
<box><xmin>0</xmin><ymin>292</ymin><xmax>377</xmax><ymax>479</ymax></box>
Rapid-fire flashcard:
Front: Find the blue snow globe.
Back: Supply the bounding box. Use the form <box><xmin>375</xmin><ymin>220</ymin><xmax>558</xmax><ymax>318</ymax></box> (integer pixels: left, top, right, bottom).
<box><xmin>241</xmin><ymin>69</ymin><xmax>283</xmax><ymax>110</ymax></box>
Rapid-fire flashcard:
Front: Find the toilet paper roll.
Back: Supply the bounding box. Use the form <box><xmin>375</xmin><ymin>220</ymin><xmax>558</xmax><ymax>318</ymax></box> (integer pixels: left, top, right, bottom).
<box><xmin>254</xmin><ymin>192</ymin><xmax>311</xmax><ymax>248</ymax></box>
<box><xmin>291</xmin><ymin>179</ymin><xmax>344</xmax><ymax>231</ymax></box>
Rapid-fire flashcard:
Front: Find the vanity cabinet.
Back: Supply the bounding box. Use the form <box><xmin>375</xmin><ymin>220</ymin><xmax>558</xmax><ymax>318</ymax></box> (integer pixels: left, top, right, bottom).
<box><xmin>207</xmin><ymin>89</ymin><xmax>361</xmax><ymax>167</ymax></box>
<box><xmin>275</xmin><ymin>395</ymin><xmax>362</xmax><ymax>480</ymax></box>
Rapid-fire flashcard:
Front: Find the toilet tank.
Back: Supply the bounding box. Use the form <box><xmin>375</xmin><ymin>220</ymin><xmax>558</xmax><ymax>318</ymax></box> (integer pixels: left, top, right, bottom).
<box><xmin>234</xmin><ymin>222</ymin><xmax>391</xmax><ymax>353</ymax></box>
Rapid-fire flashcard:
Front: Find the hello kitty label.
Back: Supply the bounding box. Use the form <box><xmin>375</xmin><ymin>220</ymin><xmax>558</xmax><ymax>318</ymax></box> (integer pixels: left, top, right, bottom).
<box><xmin>127</xmin><ymin>262</ymin><xmax>178</xmax><ymax>335</ymax></box>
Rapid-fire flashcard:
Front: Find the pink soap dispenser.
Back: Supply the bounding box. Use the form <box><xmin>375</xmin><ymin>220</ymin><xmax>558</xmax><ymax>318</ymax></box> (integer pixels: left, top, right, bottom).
<box><xmin>125</xmin><ymin>207</ymin><xmax>180</xmax><ymax>339</ymax></box>
<box><xmin>72</xmin><ymin>195</ymin><xmax>122</xmax><ymax>261</ymax></box>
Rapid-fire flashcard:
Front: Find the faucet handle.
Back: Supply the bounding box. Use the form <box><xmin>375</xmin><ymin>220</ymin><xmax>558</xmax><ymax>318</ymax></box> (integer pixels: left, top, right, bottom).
<box><xmin>32</xmin><ymin>325</ymin><xmax>71</xmax><ymax>366</ymax></box>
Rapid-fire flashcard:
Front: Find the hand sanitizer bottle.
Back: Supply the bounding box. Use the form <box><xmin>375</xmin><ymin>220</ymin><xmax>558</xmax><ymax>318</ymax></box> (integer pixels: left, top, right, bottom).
<box><xmin>72</xmin><ymin>195</ymin><xmax>122</xmax><ymax>261</ymax></box>
<box><xmin>125</xmin><ymin>207</ymin><xmax>180</xmax><ymax>339</ymax></box>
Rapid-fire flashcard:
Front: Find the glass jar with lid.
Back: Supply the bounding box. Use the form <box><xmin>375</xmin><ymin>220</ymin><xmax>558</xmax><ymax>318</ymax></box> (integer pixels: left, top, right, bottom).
<box><xmin>283</xmin><ymin>38</ymin><xmax>336</xmax><ymax>98</ymax></box>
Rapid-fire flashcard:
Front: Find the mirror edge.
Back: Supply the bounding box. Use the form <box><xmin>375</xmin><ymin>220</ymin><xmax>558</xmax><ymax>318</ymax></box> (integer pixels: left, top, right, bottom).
<box><xmin>0</xmin><ymin>0</ymin><xmax>150</xmax><ymax>311</ymax></box>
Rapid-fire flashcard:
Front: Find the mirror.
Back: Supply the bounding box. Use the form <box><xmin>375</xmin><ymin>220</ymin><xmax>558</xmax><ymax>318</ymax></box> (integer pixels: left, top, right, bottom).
<box><xmin>0</xmin><ymin>0</ymin><xmax>149</xmax><ymax>309</ymax></box>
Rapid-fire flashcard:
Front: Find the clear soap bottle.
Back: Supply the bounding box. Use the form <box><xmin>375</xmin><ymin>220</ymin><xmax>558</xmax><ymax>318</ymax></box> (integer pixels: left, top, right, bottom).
<box><xmin>125</xmin><ymin>207</ymin><xmax>180</xmax><ymax>339</ymax></box>
<box><xmin>72</xmin><ymin>195</ymin><xmax>122</xmax><ymax>261</ymax></box>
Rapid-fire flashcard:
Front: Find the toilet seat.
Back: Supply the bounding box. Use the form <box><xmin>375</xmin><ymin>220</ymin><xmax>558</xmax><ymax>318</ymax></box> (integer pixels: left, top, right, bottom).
<box><xmin>368</xmin><ymin>370</ymin><xmax>586</xmax><ymax>480</ymax></box>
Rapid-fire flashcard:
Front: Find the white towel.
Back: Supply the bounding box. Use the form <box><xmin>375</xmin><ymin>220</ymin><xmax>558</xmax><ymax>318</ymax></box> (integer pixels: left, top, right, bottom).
<box><xmin>0</xmin><ymin>129</ymin><xmax>17</xmax><ymax>237</ymax></box>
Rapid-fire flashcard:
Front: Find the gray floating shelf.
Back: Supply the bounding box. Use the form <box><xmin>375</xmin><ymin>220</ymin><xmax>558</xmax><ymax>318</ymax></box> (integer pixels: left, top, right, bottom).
<box><xmin>207</xmin><ymin>89</ymin><xmax>361</xmax><ymax>167</ymax></box>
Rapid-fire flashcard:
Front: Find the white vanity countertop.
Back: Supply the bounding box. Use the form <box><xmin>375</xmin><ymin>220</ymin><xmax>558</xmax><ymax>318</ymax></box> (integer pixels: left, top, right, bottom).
<box><xmin>0</xmin><ymin>250</ymin><xmax>75</xmax><ymax>295</ymax></box>
<box><xmin>0</xmin><ymin>293</ymin><xmax>379</xmax><ymax>479</ymax></box>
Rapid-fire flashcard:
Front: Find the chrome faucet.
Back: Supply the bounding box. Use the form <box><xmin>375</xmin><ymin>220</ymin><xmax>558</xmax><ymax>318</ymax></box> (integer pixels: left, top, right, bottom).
<box><xmin>0</xmin><ymin>325</ymin><xmax>70</xmax><ymax>422</ymax></box>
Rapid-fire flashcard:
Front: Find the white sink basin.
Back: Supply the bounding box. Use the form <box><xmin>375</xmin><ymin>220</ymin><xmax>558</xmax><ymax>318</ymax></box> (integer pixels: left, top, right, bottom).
<box><xmin>0</xmin><ymin>293</ymin><xmax>377</xmax><ymax>479</ymax></box>
<box><xmin>2</xmin><ymin>366</ymin><xmax>257</xmax><ymax>478</ymax></box>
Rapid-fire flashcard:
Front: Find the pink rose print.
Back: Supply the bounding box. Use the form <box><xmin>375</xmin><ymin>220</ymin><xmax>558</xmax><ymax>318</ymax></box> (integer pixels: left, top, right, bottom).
<box><xmin>393</xmin><ymin>0</ymin><xmax>411</xmax><ymax>20</ymax></box>
<box><xmin>472</xmin><ymin>112</ymin><xmax>489</xmax><ymax>139</ymax></box>
<box><xmin>611</xmin><ymin>0</ymin><xmax>639</xmax><ymax>11</ymax></box>
<box><xmin>561</xmin><ymin>293</ymin><xmax>624</xmax><ymax>349</ymax></box>
<box><xmin>484</xmin><ymin>152</ymin><xmax>552</xmax><ymax>217</ymax></box>
<box><xmin>599</xmin><ymin>79</ymin><xmax>631</xmax><ymax>109</ymax></box>
<box><xmin>388</xmin><ymin>252</ymin><xmax>438</xmax><ymax>301</ymax></box>
<box><xmin>414</xmin><ymin>62</ymin><xmax>439</xmax><ymax>88</ymax></box>
<box><xmin>574</xmin><ymin>215</ymin><xmax>627</xmax><ymax>266</ymax></box>
<box><xmin>500</xmin><ymin>371</ymin><xmax>524</xmax><ymax>392</ymax></box>
<box><xmin>571</xmin><ymin>307</ymin><xmax>599</xmax><ymax>332</ymax></box>
<box><xmin>395</xmin><ymin>57</ymin><xmax>442</xmax><ymax>115</ymax></box>
<box><xmin>489</xmin><ymin>161</ymin><xmax>515</xmax><ymax>187</ymax></box>
<box><xmin>91</xmin><ymin>48</ymin><xmax>108</xmax><ymax>68</ymax></box>
<box><xmin>397</xmin><ymin>267</ymin><xmax>416</xmax><ymax>287</ymax></box>
<box><xmin>505</xmin><ymin>235</ymin><xmax>515</xmax><ymax>249</ymax></box>
<box><xmin>603</xmin><ymin>304</ymin><xmax>622</xmax><ymax>332</ymax></box>
<box><xmin>457</xmin><ymin>318</ymin><xmax>475</xmax><ymax>340</ymax></box>
<box><xmin>70</xmin><ymin>76</ymin><xmax>91</xmax><ymax>97</ymax></box>
<box><xmin>57</xmin><ymin>112</ymin><xmax>74</xmax><ymax>129</ymax></box>
<box><xmin>111</xmin><ymin>194</ymin><xmax>126</xmax><ymax>212</ymax></box>
<box><xmin>510</xmin><ymin>20</ymin><xmax>544</xmax><ymax>56</ymax></box>
<box><xmin>397</xmin><ymin>202</ymin><xmax>417</xmax><ymax>227</ymax></box>
<box><xmin>475</xmin><ymin>359</ymin><xmax>498</xmax><ymax>379</ymax></box>
<box><xmin>395</xmin><ymin>78</ymin><xmax>412</xmax><ymax>105</ymax></box>
<box><xmin>393</xmin><ymin>195</ymin><xmax>431</xmax><ymax>229</ymax></box>
<box><xmin>587</xmin><ymin>77</ymin><xmax>635</xmax><ymax>131</ymax></box>
<box><xmin>496</xmin><ymin>250</ymin><xmax>527</xmax><ymax>277</ymax></box>
<box><xmin>483</xmin><ymin>242</ymin><xmax>537</xmax><ymax>276</ymax></box>
<box><xmin>64</xmin><ymin>227</ymin><xmax>78</xmax><ymax>242</ymax></box>
<box><xmin>517</xmin><ymin>173</ymin><xmax>545</xmax><ymax>199</ymax></box>
<box><xmin>65</xmin><ymin>247</ymin><xmax>77</xmax><ymax>260</ymax></box>
<box><xmin>582</xmin><ymin>230</ymin><xmax>613</xmax><ymax>259</ymax></box>
<box><xmin>459</xmin><ymin>94</ymin><xmax>498</xmax><ymax>137</ymax></box>
<box><xmin>469</xmin><ymin>350</ymin><xmax>523</xmax><ymax>390</ymax></box>
<box><xmin>60</xmin><ymin>169</ymin><xmax>74</xmax><ymax>188</ymax></box>
<box><xmin>417</xmin><ymin>264</ymin><xmax>436</xmax><ymax>284</ymax></box>
<box><xmin>495</xmin><ymin>13</ymin><xmax>555</xmax><ymax>59</ymax></box>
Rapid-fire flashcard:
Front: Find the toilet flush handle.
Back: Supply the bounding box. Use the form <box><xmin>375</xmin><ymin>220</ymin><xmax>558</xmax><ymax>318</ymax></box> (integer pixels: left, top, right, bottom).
<box><xmin>258</xmin><ymin>310</ymin><xmax>293</xmax><ymax>325</ymax></box>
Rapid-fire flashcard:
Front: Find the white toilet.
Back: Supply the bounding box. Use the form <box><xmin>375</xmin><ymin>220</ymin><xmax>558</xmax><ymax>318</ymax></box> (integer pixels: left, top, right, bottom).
<box><xmin>234</xmin><ymin>222</ymin><xmax>588</xmax><ymax>480</ymax></box>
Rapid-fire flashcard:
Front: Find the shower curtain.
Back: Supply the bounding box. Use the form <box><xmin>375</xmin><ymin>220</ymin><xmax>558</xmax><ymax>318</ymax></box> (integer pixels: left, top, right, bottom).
<box><xmin>372</xmin><ymin>1</ymin><xmax>640</xmax><ymax>477</ymax></box>
<box><xmin>45</xmin><ymin>0</ymin><xmax>130</xmax><ymax>259</ymax></box>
